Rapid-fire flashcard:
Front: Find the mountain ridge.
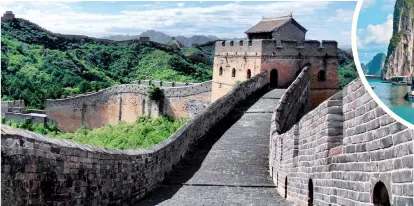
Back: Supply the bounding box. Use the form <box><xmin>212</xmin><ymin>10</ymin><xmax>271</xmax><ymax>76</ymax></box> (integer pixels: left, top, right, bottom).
<box><xmin>103</xmin><ymin>30</ymin><xmax>221</xmax><ymax>47</ymax></box>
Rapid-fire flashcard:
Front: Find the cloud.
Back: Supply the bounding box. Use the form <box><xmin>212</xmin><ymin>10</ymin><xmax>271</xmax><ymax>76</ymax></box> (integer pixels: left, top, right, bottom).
<box><xmin>362</xmin><ymin>0</ymin><xmax>376</xmax><ymax>9</ymax></box>
<box><xmin>362</xmin><ymin>14</ymin><xmax>393</xmax><ymax>45</ymax></box>
<box><xmin>177</xmin><ymin>3</ymin><xmax>185</xmax><ymax>7</ymax></box>
<box><xmin>0</xmin><ymin>1</ymin><xmax>353</xmax><ymax>47</ymax></box>
<box><xmin>327</xmin><ymin>9</ymin><xmax>354</xmax><ymax>22</ymax></box>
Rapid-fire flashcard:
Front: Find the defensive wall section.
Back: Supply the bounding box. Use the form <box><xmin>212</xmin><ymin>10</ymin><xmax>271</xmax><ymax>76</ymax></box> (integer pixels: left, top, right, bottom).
<box><xmin>1</xmin><ymin>71</ymin><xmax>270</xmax><ymax>205</ymax></box>
<box><xmin>1</xmin><ymin>100</ymin><xmax>24</xmax><ymax>116</ymax></box>
<box><xmin>213</xmin><ymin>39</ymin><xmax>339</xmax><ymax>107</ymax></box>
<box><xmin>46</xmin><ymin>81</ymin><xmax>212</xmax><ymax>132</ymax></box>
<box><xmin>129</xmin><ymin>80</ymin><xmax>196</xmax><ymax>87</ymax></box>
<box><xmin>273</xmin><ymin>65</ymin><xmax>312</xmax><ymax>134</ymax></box>
<box><xmin>270</xmin><ymin>78</ymin><xmax>413</xmax><ymax>205</ymax></box>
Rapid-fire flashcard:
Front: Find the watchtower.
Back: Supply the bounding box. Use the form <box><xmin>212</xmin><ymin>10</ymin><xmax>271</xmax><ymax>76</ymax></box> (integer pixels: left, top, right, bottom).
<box><xmin>211</xmin><ymin>15</ymin><xmax>339</xmax><ymax>108</ymax></box>
<box><xmin>1</xmin><ymin>11</ymin><xmax>15</xmax><ymax>22</ymax></box>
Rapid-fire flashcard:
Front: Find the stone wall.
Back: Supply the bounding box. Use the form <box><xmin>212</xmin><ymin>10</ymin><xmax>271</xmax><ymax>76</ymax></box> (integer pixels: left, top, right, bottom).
<box><xmin>46</xmin><ymin>81</ymin><xmax>212</xmax><ymax>132</ymax></box>
<box><xmin>4</xmin><ymin>112</ymin><xmax>47</xmax><ymax>125</ymax></box>
<box><xmin>274</xmin><ymin>65</ymin><xmax>311</xmax><ymax>134</ymax></box>
<box><xmin>129</xmin><ymin>80</ymin><xmax>196</xmax><ymax>87</ymax></box>
<box><xmin>1</xmin><ymin>100</ymin><xmax>25</xmax><ymax>116</ymax></box>
<box><xmin>212</xmin><ymin>39</ymin><xmax>338</xmax><ymax>106</ymax></box>
<box><xmin>270</xmin><ymin>78</ymin><xmax>413</xmax><ymax>205</ymax></box>
<box><xmin>1</xmin><ymin>71</ymin><xmax>269</xmax><ymax>205</ymax></box>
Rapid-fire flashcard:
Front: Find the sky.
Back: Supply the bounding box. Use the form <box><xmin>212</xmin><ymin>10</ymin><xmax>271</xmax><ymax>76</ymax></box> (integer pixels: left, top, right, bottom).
<box><xmin>357</xmin><ymin>0</ymin><xmax>396</xmax><ymax>63</ymax></box>
<box><xmin>1</xmin><ymin>1</ymin><xmax>355</xmax><ymax>48</ymax></box>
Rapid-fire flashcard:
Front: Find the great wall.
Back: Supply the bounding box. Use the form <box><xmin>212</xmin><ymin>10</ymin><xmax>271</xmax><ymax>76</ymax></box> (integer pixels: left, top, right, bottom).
<box><xmin>45</xmin><ymin>81</ymin><xmax>211</xmax><ymax>132</ymax></box>
<box><xmin>1</xmin><ymin>13</ymin><xmax>413</xmax><ymax>205</ymax></box>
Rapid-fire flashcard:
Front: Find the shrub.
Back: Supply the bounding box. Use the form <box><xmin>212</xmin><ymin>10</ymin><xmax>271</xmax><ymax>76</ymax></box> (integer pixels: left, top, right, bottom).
<box><xmin>147</xmin><ymin>84</ymin><xmax>164</xmax><ymax>101</ymax></box>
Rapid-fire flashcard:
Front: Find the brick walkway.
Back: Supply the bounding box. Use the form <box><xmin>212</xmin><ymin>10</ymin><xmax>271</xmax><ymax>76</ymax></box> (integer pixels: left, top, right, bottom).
<box><xmin>139</xmin><ymin>89</ymin><xmax>291</xmax><ymax>205</ymax></box>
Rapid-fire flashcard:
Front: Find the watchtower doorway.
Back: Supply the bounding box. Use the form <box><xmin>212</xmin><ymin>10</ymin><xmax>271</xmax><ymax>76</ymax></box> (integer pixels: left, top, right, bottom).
<box><xmin>308</xmin><ymin>179</ymin><xmax>314</xmax><ymax>206</ymax></box>
<box><xmin>270</xmin><ymin>69</ymin><xmax>278</xmax><ymax>88</ymax></box>
<box><xmin>373</xmin><ymin>182</ymin><xmax>390</xmax><ymax>206</ymax></box>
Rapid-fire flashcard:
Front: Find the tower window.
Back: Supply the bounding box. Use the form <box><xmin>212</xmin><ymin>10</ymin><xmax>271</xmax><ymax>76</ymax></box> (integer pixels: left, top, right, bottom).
<box><xmin>239</xmin><ymin>40</ymin><xmax>243</xmax><ymax>46</ymax></box>
<box><xmin>219</xmin><ymin>67</ymin><xmax>223</xmax><ymax>76</ymax></box>
<box><xmin>318</xmin><ymin>70</ymin><xmax>326</xmax><ymax>81</ymax></box>
<box><xmin>232</xmin><ymin>68</ymin><xmax>236</xmax><ymax>77</ymax></box>
<box><xmin>222</xmin><ymin>41</ymin><xmax>225</xmax><ymax>47</ymax></box>
<box><xmin>248</xmin><ymin>40</ymin><xmax>252</xmax><ymax>46</ymax></box>
<box><xmin>230</xmin><ymin>41</ymin><xmax>234</xmax><ymax>47</ymax></box>
<box><xmin>247</xmin><ymin>69</ymin><xmax>251</xmax><ymax>79</ymax></box>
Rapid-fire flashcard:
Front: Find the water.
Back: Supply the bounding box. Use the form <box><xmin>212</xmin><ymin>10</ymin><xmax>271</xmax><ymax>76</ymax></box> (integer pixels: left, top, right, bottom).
<box><xmin>367</xmin><ymin>78</ymin><xmax>414</xmax><ymax>124</ymax></box>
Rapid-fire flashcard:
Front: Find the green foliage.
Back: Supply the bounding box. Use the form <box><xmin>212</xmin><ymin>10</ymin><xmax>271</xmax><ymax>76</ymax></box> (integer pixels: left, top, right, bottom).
<box><xmin>4</xmin><ymin>119</ymin><xmax>61</xmax><ymax>135</ymax></box>
<box><xmin>53</xmin><ymin>116</ymin><xmax>187</xmax><ymax>149</ymax></box>
<box><xmin>338</xmin><ymin>61</ymin><xmax>358</xmax><ymax>89</ymax></box>
<box><xmin>1</xmin><ymin>19</ymin><xmax>212</xmax><ymax>109</ymax></box>
<box><xmin>1</xmin><ymin>96</ymin><xmax>14</xmax><ymax>101</ymax></box>
<box><xmin>147</xmin><ymin>84</ymin><xmax>164</xmax><ymax>101</ymax></box>
<box><xmin>405</xmin><ymin>0</ymin><xmax>414</xmax><ymax>6</ymax></box>
<box><xmin>337</xmin><ymin>49</ymin><xmax>358</xmax><ymax>89</ymax></box>
<box><xmin>390</xmin><ymin>31</ymin><xmax>404</xmax><ymax>47</ymax></box>
<box><xmin>4</xmin><ymin>115</ymin><xmax>186</xmax><ymax>149</ymax></box>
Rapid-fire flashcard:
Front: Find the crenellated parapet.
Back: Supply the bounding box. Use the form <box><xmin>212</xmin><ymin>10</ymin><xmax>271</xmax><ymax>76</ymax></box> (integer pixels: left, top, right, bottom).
<box><xmin>1</xmin><ymin>72</ymin><xmax>270</xmax><ymax>206</ymax></box>
<box><xmin>269</xmin><ymin>78</ymin><xmax>413</xmax><ymax>205</ymax></box>
<box><xmin>45</xmin><ymin>81</ymin><xmax>212</xmax><ymax>132</ymax></box>
<box><xmin>214</xmin><ymin>39</ymin><xmax>338</xmax><ymax>58</ymax></box>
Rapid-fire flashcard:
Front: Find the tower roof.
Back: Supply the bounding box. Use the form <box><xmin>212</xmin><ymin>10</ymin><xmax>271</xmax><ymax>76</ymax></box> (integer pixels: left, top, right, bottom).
<box><xmin>245</xmin><ymin>15</ymin><xmax>307</xmax><ymax>34</ymax></box>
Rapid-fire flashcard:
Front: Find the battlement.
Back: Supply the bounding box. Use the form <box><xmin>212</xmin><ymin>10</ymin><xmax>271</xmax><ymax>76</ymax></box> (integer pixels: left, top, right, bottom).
<box><xmin>215</xmin><ymin>39</ymin><xmax>338</xmax><ymax>57</ymax></box>
<box><xmin>1</xmin><ymin>11</ymin><xmax>15</xmax><ymax>22</ymax></box>
<box><xmin>140</xmin><ymin>36</ymin><xmax>150</xmax><ymax>42</ymax></box>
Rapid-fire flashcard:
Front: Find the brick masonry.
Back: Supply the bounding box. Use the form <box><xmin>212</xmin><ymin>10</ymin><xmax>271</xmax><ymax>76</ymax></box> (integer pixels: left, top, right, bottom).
<box><xmin>1</xmin><ymin>100</ymin><xmax>24</xmax><ymax>116</ymax></box>
<box><xmin>1</xmin><ymin>71</ymin><xmax>270</xmax><ymax>205</ymax></box>
<box><xmin>46</xmin><ymin>81</ymin><xmax>212</xmax><ymax>132</ymax></box>
<box><xmin>270</xmin><ymin>78</ymin><xmax>414</xmax><ymax>205</ymax></box>
<box><xmin>212</xmin><ymin>39</ymin><xmax>339</xmax><ymax>107</ymax></box>
<box><xmin>274</xmin><ymin>65</ymin><xmax>311</xmax><ymax>134</ymax></box>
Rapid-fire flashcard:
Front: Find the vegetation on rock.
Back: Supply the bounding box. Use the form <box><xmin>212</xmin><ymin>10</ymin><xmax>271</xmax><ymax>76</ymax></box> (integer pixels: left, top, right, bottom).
<box><xmin>147</xmin><ymin>84</ymin><xmax>164</xmax><ymax>101</ymax></box>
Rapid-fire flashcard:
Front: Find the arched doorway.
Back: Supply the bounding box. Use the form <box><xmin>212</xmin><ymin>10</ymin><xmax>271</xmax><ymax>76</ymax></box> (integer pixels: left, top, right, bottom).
<box><xmin>308</xmin><ymin>179</ymin><xmax>314</xmax><ymax>206</ymax></box>
<box><xmin>247</xmin><ymin>69</ymin><xmax>251</xmax><ymax>79</ymax></box>
<box><xmin>270</xmin><ymin>69</ymin><xmax>278</xmax><ymax>88</ymax></box>
<box><xmin>284</xmin><ymin>176</ymin><xmax>288</xmax><ymax>198</ymax></box>
<box><xmin>373</xmin><ymin>182</ymin><xmax>390</xmax><ymax>206</ymax></box>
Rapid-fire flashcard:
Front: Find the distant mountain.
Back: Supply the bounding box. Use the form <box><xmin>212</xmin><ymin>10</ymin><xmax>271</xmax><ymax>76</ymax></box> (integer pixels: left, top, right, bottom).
<box><xmin>366</xmin><ymin>53</ymin><xmax>386</xmax><ymax>76</ymax></box>
<box><xmin>104</xmin><ymin>30</ymin><xmax>220</xmax><ymax>47</ymax></box>
<box><xmin>361</xmin><ymin>63</ymin><xmax>369</xmax><ymax>74</ymax></box>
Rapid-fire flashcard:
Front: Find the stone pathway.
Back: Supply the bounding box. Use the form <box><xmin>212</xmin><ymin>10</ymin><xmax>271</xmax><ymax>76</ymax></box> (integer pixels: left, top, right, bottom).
<box><xmin>139</xmin><ymin>89</ymin><xmax>290</xmax><ymax>205</ymax></box>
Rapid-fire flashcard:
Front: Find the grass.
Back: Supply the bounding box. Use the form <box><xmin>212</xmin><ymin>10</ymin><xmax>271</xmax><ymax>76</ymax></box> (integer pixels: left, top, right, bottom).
<box><xmin>3</xmin><ymin>116</ymin><xmax>187</xmax><ymax>150</ymax></box>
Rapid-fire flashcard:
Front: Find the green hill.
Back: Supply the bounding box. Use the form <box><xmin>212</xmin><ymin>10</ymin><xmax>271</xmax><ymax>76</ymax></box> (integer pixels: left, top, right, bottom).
<box><xmin>337</xmin><ymin>49</ymin><xmax>358</xmax><ymax>89</ymax></box>
<box><xmin>1</xmin><ymin>18</ymin><xmax>212</xmax><ymax>108</ymax></box>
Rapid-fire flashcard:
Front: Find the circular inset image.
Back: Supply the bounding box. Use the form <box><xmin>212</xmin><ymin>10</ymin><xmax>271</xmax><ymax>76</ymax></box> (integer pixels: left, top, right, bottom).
<box><xmin>354</xmin><ymin>0</ymin><xmax>414</xmax><ymax>126</ymax></box>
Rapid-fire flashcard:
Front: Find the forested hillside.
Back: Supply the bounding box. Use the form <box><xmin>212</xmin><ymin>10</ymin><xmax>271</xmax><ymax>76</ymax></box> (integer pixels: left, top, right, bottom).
<box><xmin>1</xmin><ymin>18</ymin><xmax>212</xmax><ymax>108</ymax></box>
<box><xmin>337</xmin><ymin>49</ymin><xmax>359</xmax><ymax>89</ymax></box>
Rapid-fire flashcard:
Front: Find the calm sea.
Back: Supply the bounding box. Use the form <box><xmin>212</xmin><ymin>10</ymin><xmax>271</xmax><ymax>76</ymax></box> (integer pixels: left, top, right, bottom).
<box><xmin>367</xmin><ymin>78</ymin><xmax>414</xmax><ymax>124</ymax></box>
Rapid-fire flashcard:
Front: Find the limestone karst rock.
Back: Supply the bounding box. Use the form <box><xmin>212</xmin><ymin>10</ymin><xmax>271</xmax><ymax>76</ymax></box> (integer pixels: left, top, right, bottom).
<box><xmin>367</xmin><ymin>53</ymin><xmax>386</xmax><ymax>76</ymax></box>
<box><xmin>383</xmin><ymin>0</ymin><xmax>414</xmax><ymax>79</ymax></box>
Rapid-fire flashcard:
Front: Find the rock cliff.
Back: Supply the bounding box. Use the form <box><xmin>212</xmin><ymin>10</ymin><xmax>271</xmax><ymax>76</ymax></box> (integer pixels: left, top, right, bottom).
<box><xmin>367</xmin><ymin>53</ymin><xmax>386</xmax><ymax>76</ymax></box>
<box><xmin>383</xmin><ymin>0</ymin><xmax>414</xmax><ymax>79</ymax></box>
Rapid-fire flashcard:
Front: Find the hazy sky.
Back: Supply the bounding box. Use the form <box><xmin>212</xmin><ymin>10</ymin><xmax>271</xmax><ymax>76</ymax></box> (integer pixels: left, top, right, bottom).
<box><xmin>1</xmin><ymin>1</ymin><xmax>355</xmax><ymax>48</ymax></box>
<box><xmin>357</xmin><ymin>0</ymin><xmax>396</xmax><ymax>63</ymax></box>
